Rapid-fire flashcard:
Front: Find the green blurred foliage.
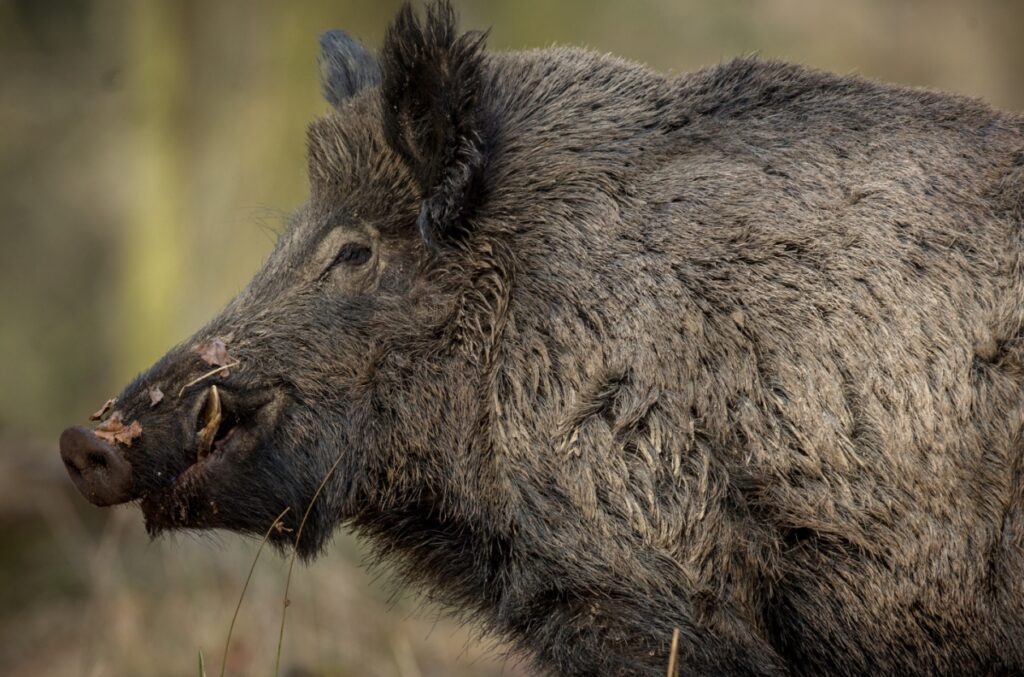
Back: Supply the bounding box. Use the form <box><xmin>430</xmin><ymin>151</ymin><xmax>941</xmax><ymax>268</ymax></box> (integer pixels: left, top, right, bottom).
<box><xmin>0</xmin><ymin>1</ymin><xmax>1020</xmax><ymax>675</ymax></box>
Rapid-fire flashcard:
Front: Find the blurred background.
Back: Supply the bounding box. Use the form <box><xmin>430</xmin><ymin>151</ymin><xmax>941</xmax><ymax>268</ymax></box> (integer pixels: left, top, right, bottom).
<box><xmin>1</xmin><ymin>0</ymin><xmax>1021</xmax><ymax>675</ymax></box>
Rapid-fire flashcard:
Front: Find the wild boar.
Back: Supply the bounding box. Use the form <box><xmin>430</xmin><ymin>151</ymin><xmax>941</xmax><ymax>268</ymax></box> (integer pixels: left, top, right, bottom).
<box><xmin>59</xmin><ymin>2</ymin><xmax>1024</xmax><ymax>675</ymax></box>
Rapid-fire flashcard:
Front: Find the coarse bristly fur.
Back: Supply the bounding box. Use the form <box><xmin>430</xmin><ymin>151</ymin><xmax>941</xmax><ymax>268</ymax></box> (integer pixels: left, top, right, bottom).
<box><xmin>61</xmin><ymin>2</ymin><xmax>1024</xmax><ymax>675</ymax></box>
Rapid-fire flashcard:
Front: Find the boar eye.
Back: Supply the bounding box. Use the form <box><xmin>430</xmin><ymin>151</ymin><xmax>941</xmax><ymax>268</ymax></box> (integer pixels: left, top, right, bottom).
<box><xmin>322</xmin><ymin>242</ymin><xmax>372</xmax><ymax>277</ymax></box>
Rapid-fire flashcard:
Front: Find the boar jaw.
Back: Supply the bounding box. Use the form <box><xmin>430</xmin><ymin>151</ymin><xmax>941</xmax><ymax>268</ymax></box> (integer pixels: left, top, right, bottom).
<box><xmin>138</xmin><ymin>385</ymin><xmax>286</xmax><ymax>534</ymax></box>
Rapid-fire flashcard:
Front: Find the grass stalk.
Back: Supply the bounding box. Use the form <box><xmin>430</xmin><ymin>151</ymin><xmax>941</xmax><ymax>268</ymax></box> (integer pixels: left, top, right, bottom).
<box><xmin>219</xmin><ymin>506</ymin><xmax>291</xmax><ymax>677</ymax></box>
<box><xmin>666</xmin><ymin>627</ymin><xmax>680</xmax><ymax>677</ymax></box>
<box><xmin>273</xmin><ymin>454</ymin><xmax>345</xmax><ymax>677</ymax></box>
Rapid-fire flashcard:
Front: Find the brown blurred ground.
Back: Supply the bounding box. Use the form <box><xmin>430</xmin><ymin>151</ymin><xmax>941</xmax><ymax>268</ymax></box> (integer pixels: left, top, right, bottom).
<box><xmin>0</xmin><ymin>1</ymin><xmax>1021</xmax><ymax>675</ymax></box>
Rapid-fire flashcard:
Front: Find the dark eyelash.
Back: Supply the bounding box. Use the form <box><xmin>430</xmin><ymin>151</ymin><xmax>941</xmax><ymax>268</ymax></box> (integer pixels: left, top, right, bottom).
<box><xmin>321</xmin><ymin>242</ymin><xmax>372</xmax><ymax>279</ymax></box>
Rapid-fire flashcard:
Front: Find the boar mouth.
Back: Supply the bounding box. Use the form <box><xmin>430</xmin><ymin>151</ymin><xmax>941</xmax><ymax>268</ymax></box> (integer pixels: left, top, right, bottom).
<box><xmin>138</xmin><ymin>384</ymin><xmax>283</xmax><ymax>533</ymax></box>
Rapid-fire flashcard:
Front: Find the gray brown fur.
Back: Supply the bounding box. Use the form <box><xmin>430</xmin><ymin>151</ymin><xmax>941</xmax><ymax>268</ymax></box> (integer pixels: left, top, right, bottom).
<box><xmin>63</xmin><ymin>2</ymin><xmax>1024</xmax><ymax>675</ymax></box>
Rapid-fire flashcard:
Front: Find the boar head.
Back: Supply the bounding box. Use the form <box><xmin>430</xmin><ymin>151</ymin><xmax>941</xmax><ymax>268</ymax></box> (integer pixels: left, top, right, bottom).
<box><xmin>60</xmin><ymin>3</ymin><xmax>512</xmax><ymax>559</ymax></box>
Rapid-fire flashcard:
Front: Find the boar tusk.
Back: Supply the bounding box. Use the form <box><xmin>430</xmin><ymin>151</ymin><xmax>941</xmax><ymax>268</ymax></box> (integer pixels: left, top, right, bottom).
<box><xmin>196</xmin><ymin>385</ymin><xmax>222</xmax><ymax>459</ymax></box>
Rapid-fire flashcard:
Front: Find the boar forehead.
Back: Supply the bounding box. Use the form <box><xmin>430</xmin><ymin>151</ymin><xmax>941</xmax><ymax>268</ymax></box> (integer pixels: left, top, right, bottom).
<box><xmin>305</xmin><ymin>94</ymin><xmax>419</xmax><ymax>233</ymax></box>
<box><xmin>230</xmin><ymin>99</ymin><xmax>426</xmax><ymax>305</ymax></box>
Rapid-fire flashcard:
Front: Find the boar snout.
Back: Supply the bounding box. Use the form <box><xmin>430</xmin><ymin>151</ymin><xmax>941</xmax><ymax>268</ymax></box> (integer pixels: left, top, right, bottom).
<box><xmin>59</xmin><ymin>425</ymin><xmax>134</xmax><ymax>506</ymax></box>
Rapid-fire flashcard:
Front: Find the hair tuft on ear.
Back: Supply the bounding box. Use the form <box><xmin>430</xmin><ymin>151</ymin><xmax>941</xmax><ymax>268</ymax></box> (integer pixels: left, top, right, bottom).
<box><xmin>319</xmin><ymin>29</ymin><xmax>380</xmax><ymax>108</ymax></box>
<box><xmin>380</xmin><ymin>1</ymin><xmax>491</xmax><ymax>249</ymax></box>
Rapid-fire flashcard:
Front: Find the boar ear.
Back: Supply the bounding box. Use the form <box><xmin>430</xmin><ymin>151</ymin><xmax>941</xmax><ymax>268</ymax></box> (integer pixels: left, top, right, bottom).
<box><xmin>380</xmin><ymin>1</ymin><xmax>490</xmax><ymax>249</ymax></box>
<box><xmin>319</xmin><ymin>29</ymin><xmax>380</xmax><ymax>108</ymax></box>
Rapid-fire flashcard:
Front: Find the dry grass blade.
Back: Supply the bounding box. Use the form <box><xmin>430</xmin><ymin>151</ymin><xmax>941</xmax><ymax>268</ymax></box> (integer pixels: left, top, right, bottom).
<box><xmin>273</xmin><ymin>453</ymin><xmax>345</xmax><ymax>677</ymax></box>
<box><xmin>666</xmin><ymin>627</ymin><xmax>680</xmax><ymax>677</ymax></box>
<box><xmin>219</xmin><ymin>506</ymin><xmax>291</xmax><ymax>677</ymax></box>
<box><xmin>199</xmin><ymin>648</ymin><xmax>208</xmax><ymax>677</ymax></box>
<box><xmin>177</xmin><ymin>361</ymin><xmax>241</xmax><ymax>398</ymax></box>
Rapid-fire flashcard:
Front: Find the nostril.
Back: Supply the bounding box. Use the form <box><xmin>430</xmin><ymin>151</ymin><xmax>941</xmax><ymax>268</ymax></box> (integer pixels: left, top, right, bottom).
<box><xmin>86</xmin><ymin>451</ymin><xmax>108</xmax><ymax>469</ymax></box>
<box><xmin>62</xmin><ymin>456</ymin><xmax>83</xmax><ymax>480</ymax></box>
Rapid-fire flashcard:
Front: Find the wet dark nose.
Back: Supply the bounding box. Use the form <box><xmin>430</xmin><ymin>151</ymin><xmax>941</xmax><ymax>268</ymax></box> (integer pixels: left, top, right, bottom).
<box><xmin>59</xmin><ymin>425</ymin><xmax>133</xmax><ymax>506</ymax></box>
